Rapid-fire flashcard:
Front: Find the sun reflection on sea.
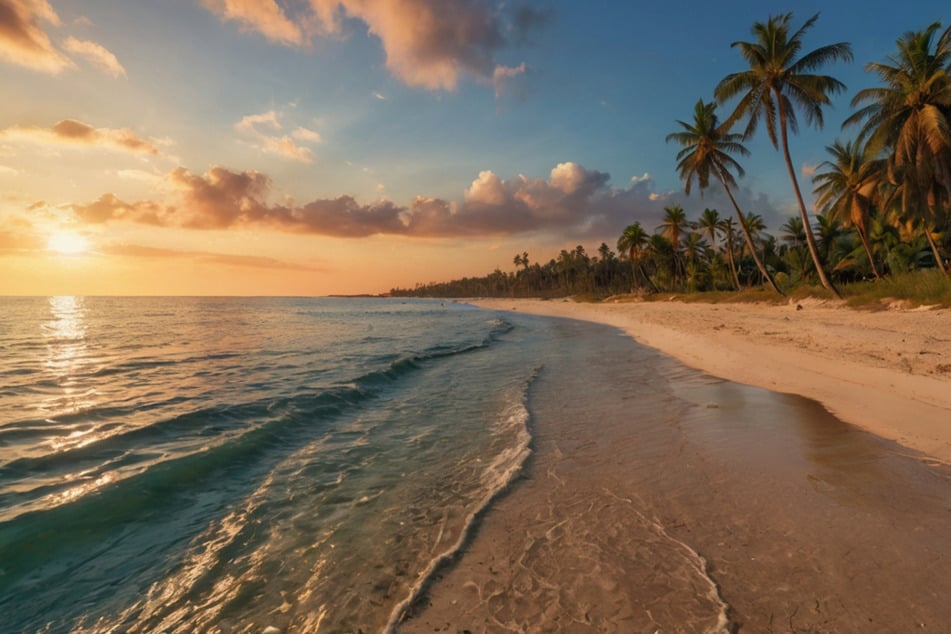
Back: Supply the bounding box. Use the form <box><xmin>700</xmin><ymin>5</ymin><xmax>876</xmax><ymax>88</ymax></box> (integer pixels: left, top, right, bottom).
<box><xmin>42</xmin><ymin>295</ymin><xmax>98</xmax><ymax>421</ymax></box>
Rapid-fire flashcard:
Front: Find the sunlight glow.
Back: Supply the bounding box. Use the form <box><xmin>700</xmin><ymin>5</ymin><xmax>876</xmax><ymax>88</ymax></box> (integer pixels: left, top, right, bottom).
<box><xmin>47</xmin><ymin>232</ymin><xmax>89</xmax><ymax>255</ymax></box>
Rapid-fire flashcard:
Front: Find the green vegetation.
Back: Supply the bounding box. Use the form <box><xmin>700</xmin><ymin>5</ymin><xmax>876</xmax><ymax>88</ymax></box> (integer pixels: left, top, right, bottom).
<box><xmin>392</xmin><ymin>17</ymin><xmax>950</xmax><ymax>308</ymax></box>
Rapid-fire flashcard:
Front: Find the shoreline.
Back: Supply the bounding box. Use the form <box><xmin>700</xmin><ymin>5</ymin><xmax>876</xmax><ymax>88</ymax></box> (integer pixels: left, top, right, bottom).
<box><xmin>470</xmin><ymin>297</ymin><xmax>951</xmax><ymax>464</ymax></box>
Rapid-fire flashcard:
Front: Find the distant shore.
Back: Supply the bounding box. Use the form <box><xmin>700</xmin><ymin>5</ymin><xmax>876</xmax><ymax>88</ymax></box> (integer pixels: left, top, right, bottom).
<box><xmin>471</xmin><ymin>297</ymin><xmax>951</xmax><ymax>464</ymax></box>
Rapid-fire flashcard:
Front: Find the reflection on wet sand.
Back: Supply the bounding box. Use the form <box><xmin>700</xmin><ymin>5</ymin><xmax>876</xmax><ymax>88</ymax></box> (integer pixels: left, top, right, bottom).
<box><xmin>402</xmin><ymin>318</ymin><xmax>951</xmax><ymax>633</ymax></box>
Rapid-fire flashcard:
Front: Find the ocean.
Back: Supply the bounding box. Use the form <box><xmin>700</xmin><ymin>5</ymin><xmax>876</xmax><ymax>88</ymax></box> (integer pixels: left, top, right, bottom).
<box><xmin>0</xmin><ymin>297</ymin><xmax>549</xmax><ymax>633</ymax></box>
<box><xmin>5</xmin><ymin>296</ymin><xmax>951</xmax><ymax>633</ymax></box>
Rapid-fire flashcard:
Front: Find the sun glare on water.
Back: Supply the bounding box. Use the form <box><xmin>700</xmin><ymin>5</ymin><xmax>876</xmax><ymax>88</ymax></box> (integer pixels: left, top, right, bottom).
<box><xmin>47</xmin><ymin>232</ymin><xmax>89</xmax><ymax>256</ymax></box>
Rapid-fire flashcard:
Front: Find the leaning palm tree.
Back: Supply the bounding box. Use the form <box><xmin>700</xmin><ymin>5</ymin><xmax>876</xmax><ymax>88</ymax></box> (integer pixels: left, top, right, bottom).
<box><xmin>617</xmin><ymin>222</ymin><xmax>654</xmax><ymax>293</ymax></box>
<box><xmin>812</xmin><ymin>139</ymin><xmax>885</xmax><ymax>278</ymax></box>
<box><xmin>716</xmin><ymin>12</ymin><xmax>853</xmax><ymax>296</ymax></box>
<box><xmin>666</xmin><ymin>99</ymin><xmax>782</xmax><ymax>294</ymax></box>
<box><xmin>845</xmin><ymin>22</ymin><xmax>951</xmax><ymax>274</ymax></box>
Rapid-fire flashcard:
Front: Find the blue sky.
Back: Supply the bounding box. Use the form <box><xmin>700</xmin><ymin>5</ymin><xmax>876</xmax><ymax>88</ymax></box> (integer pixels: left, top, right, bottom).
<box><xmin>1</xmin><ymin>0</ymin><xmax>948</xmax><ymax>294</ymax></box>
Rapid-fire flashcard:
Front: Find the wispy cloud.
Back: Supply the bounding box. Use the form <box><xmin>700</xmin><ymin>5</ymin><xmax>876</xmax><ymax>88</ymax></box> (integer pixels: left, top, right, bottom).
<box><xmin>63</xmin><ymin>37</ymin><xmax>126</xmax><ymax>77</ymax></box>
<box><xmin>493</xmin><ymin>62</ymin><xmax>528</xmax><ymax>99</ymax></box>
<box><xmin>102</xmin><ymin>243</ymin><xmax>320</xmax><ymax>271</ymax></box>
<box><xmin>292</xmin><ymin>126</ymin><xmax>321</xmax><ymax>143</ymax></box>
<box><xmin>200</xmin><ymin>0</ymin><xmax>304</xmax><ymax>46</ymax></box>
<box><xmin>235</xmin><ymin>110</ymin><xmax>318</xmax><ymax>164</ymax></box>
<box><xmin>0</xmin><ymin>0</ymin><xmax>73</xmax><ymax>73</ymax></box>
<box><xmin>0</xmin><ymin>119</ymin><xmax>159</xmax><ymax>154</ymax></box>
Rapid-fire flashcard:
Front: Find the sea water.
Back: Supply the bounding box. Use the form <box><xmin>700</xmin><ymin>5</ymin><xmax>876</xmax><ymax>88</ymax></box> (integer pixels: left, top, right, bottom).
<box><xmin>0</xmin><ymin>297</ymin><xmax>549</xmax><ymax>633</ymax></box>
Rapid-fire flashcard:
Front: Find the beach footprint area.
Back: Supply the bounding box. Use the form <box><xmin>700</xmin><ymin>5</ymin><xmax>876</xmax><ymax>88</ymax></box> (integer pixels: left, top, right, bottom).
<box><xmin>401</xmin><ymin>314</ymin><xmax>951</xmax><ymax>633</ymax></box>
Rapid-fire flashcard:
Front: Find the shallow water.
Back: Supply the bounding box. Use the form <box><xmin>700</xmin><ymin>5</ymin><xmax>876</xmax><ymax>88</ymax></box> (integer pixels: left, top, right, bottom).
<box><xmin>403</xmin><ymin>315</ymin><xmax>951</xmax><ymax>633</ymax></box>
<box><xmin>0</xmin><ymin>297</ymin><xmax>552</xmax><ymax>633</ymax></box>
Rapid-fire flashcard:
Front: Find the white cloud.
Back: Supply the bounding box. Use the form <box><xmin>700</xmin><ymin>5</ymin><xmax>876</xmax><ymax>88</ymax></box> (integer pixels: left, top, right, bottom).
<box><xmin>63</xmin><ymin>37</ymin><xmax>126</xmax><ymax>78</ymax></box>
<box><xmin>292</xmin><ymin>127</ymin><xmax>321</xmax><ymax>144</ymax></box>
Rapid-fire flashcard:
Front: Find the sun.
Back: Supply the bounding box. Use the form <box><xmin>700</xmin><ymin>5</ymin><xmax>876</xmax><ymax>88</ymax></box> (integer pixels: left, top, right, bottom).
<box><xmin>47</xmin><ymin>232</ymin><xmax>90</xmax><ymax>255</ymax></box>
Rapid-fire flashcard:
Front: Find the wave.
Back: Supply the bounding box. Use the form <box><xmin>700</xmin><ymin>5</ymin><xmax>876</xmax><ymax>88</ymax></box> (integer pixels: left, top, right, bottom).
<box><xmin>383</xmin><ymin>365</ymin><xmax>539</xmax><ymax>633</ymax></box>
<box><xmin>0</xmin><ymin>327</ymin><xmax>515</xmax><ymax>562</ymax></box>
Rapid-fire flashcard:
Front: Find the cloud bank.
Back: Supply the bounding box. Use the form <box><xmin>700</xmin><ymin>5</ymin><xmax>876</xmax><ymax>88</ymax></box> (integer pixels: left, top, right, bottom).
<box><xmin>68</xmin><ymin>161</ymin><xmax>673</xmax><ymax>240</ymax></box>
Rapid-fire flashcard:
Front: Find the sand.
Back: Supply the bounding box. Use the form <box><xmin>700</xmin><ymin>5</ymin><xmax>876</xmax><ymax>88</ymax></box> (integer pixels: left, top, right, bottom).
<box><xmin>399</xmin><ymin>313</ymin><xmax>951</xmax><ymax>632</ymax></box>
<box><xmin>470</xmin><ymin>297</ymin><xmax>951</xmax><ymax>465</ymax></box>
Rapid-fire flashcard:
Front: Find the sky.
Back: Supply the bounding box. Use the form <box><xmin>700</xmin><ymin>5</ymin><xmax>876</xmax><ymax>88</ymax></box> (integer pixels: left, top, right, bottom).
<box><xmin>1</xmin><ymin>0</ymin><xmax>948</xmax><ymax>296</ymax></box>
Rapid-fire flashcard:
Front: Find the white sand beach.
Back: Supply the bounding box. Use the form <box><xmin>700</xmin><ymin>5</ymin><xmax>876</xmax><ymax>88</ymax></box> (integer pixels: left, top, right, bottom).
<box><xmin>472</xmin><ymin>297</ymin><xmax>951</xmax><ymax>464</ymax></box>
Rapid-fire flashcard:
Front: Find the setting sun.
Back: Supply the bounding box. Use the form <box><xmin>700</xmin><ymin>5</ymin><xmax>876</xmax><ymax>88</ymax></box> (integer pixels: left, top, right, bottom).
<box><xmin>47</xmin><ymin>233</ymin><xmax>89</xmax><ymax>256</ymax></box>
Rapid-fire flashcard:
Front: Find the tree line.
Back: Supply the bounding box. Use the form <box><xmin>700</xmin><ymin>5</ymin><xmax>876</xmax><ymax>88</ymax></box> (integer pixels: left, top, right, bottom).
<box><xmin>392</xmin><ymin>16</ymin><xmax>950</xmax><ymax>299</ymax></box>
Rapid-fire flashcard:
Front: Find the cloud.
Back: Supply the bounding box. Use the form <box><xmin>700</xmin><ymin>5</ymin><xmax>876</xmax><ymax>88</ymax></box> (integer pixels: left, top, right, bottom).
<box><xmin>200</xmin><ymin>0</ymin><xmax>304</xmax><ymax>46</ymax></box>
<box><xmin>202</xmin><ymin>0</ymin><xmax>547</xmax><ymax>92</ymax></box>
<box><xmin>235</xmin><ymin>110</ymin><xmax>316</xmax><ymax>163</ymax></box>
<box><xmin>801</xmin><ymin>163</ymin><xmax>818</xmax><ymax>177</ymax></box>
<box><xmin>292</xmin><ymin>126</ymin><xmax>321</xmax><ymax>143</ymax></box>
<box><xmin>0</xmin><ymin>119</ymin><xmax>159</xmax><ymax>154</ymax></box>
<box><xmin>0</xmin><ymin>164</ymin><xmax>18</xmax><ymax>175</ymax></box>
<box><xmin>69</xmin><ymin>162</ymin><xmax>667</xmax><ymax>240</ymax></box>
<box><xmin>493</xmin><ymin>62</ymin><xmax>527</xmax><ymax>99</ymax></box>
<box><xmin>263</xmin><ymin>135</ymin><xmax>313</xmax><ymax>162</ymax></box>
<box><xmin>71</xmin><ymin>192</ymin><xmax>169</xmax><ymax>225</ymax></box>
<box><xmin>236</xmin><ymin>110</ymin><xmax>281</xmax><ymax>134</ymax></box>
<box><xmin>0</xmin><ymin>0</ymin><xmax>73</xmax><ymax>73</ymax></box>
<box><xmin>311</xmin><ymin>0</ymin><xmax>513</xmax><ymax>90</ymax></box>
<box><xmin>102</xmin><ymin>243</ymin><xmax>319</xmax><ymax>271</ymax></box>
<box><xmin>63</xmin><ymin>37</ymin><xmax>126</xmax><ymax>77</ymax></box>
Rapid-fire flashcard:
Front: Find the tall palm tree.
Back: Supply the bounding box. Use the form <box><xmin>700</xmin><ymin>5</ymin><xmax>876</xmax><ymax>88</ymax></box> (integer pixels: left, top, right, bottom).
<box><xmin>719</xmin><ymin>216</ymin><xmax>744</xmax><ymax>288</ymax></box>
<box><xmin>617</xmin><ymin>222</ymin><xmax>654</xmax><ymax>293</ymax></box>
<box><xmin>716</xmin><ymin>12</ymin><xmax>853</xmax><ymax>296</ymax></box>
<box><xmin>657</xmin><ymin>205</ymin><xmax>689</xmax><ymax>288</ymax></box>
<box><xmin>812</xmin><ymin>139</ymin><xmax>885</xmax><ymax>278</ymax></box>
<box><xmin>697</xmin><ymin>207</ymin><xmax>740</xmax><ymax>289</ymax></box>
<box><xmin>666</xmin><ymin>99</ymin><xmax>782</xmax><ymax>294</ymax></box>
<box><xmin>845</xmin><ymin>22</ymin><xmax>951</xmax><ymax>274</ymax></box>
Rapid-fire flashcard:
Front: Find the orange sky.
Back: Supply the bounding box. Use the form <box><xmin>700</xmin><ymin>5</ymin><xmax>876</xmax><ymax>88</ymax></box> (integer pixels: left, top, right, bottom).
<box><xmin>2</xmin><ymin>0</ymin><xmax>927</xmax><ymax>295</ymax></box>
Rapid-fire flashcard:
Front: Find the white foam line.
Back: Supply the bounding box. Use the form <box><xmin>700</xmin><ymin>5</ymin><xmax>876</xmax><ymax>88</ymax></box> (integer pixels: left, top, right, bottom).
<box><xmin>617</xmin><ymin>489</ymin><xmax>732</xmax><ymax>634</ymax></box>
<box><xmin>381</xmin><ymin>368</ymin><xmax>540</xmax><ymax>633</ymax></box>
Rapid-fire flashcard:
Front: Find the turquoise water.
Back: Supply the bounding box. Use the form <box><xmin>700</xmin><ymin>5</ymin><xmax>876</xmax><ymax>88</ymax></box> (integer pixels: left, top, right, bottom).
<box><xmin>0</xmin><ymin>297</ymin><xmax>549</xmax><ymax>633</ymax></box>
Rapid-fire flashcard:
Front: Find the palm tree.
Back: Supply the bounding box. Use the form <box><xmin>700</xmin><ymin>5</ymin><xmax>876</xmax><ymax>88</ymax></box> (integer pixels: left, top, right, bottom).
<box><xmin>716</xmin><ymin>12</ymin><xmax>853</xmax><ymax>296</ymax></box>
<box><xmin>657</xmin><ymin>205</ymin><xmax>689</xmax><ymax>288</ymax></box>
<box><xmin>666</xmin><ymin>99</ymin><xmax>782</xmax><ymax>294</ymax></box>
<box><xmin>719</xmin><ymin>216</ymin><xmax>744</xmax><ymax>288</ymax></box>
<box><xmin>617</xmin><ymin>222</ymin><xmax>653</xmax><ymax>292</ymax></box>
<box><xmin>845</xmin><ymin>22</ymin><xmax>951</xmax><ymax>274</ymax></box>
<box><xmin>697</xmin><ymin>207</ymin><xmax>740</xmax><ymax>289</ymax></box>
<box><xmin>812</xmin><ymin>139</ymin><xmax>884</xmax><ymax>278</ymax></box>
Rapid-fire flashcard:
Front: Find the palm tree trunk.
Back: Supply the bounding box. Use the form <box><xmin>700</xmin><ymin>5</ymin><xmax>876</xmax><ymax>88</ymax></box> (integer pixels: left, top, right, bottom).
<box><xmin>924</xmin><ymin>226</ymin><xmax>949</xmax><ymax>276</ymax></box>
<box><xmin>639</xmin><ymin>263</ymin><xmax>659</xmax><ymax>293</ymax></box>
<box><xmin>724</xmin><ymin>224</ymin><xmax>742</xmax><ymax>289</ymax></box>
<box><xmin>776</xmin><ymin>97</ymin><xmax>840</xmax><ymax>297</ymax></box>
<box><xmin>627</xmin><ymin>248</ymin><xmax>640</xmax><ymax>293</ymax></box>
<box><xmin>722</xmin><ymin>186</ymin><xmax>784</xmax><ymax>295</ymax></box>
<box><xmin>855</xmin><ymin>224</ymin><xmax>882</xmax><ymax>279</ymax></box>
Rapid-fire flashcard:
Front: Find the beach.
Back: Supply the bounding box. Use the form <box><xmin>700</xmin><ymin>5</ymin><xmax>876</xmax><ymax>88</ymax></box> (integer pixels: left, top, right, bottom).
<box><xmin>400</xmin><ymin>299</ymin><xmax>951</xmax><ymax>632</ymax></box>
<box><xmin>471</xmin><ymin>297</ymin><xmax>951</xmax><ymax>465</ymax></box>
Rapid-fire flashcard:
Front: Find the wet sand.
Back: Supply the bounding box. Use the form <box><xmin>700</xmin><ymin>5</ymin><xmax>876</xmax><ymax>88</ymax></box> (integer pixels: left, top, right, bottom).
<box><xmin>399</xmin><ymin>316</ymin><xmax>951</xmax><ymax>633</ymax></box>
<box><xmin>471</xmin><ymin>298</ymin><xmax>951</xmax><ymax>465</ymax></box>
